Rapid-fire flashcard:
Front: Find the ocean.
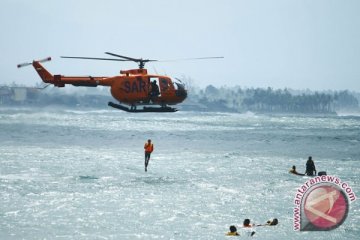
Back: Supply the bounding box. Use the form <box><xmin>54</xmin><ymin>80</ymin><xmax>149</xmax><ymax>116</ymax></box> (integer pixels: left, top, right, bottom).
<box><xmin>0</xmin><ymin>108</ymin><xmax>359</xmax><ymax>239</ymax></box>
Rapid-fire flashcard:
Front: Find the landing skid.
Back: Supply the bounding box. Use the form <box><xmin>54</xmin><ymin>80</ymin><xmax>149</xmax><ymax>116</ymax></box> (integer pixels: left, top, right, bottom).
<box><xmin>108</xmin><ymin>102</ymin><xmax>178</xmax><ymax>113</ymax></box>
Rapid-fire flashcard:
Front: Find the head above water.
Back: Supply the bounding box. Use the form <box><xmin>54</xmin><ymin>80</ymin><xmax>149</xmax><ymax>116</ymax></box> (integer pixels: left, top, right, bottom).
<box><xmin>243</xmin><ymin>219</ymin><xmax>251</xmax><ymax>226</ymax></box>
<box><xmin>308</xmin><ymin>156</ymin><xmax>312</xmax><ymax>161</ymax></box>
<box><xmin>148</xmin><ymin>139</ymin><xmax>151</xmax><ymax>143</ymax></box>
<box><xmin>229</xmin><ymin>225</ymin><xmax>237</xmax><ymax>233</ymax></box>
<box><xmin>292</xmin><ymin>165</ymin><xmax>296</xmax><ymax>170</ymax></box>
<box><xmin>271</xmin><ymin>218</ymin><xmax>278</xmax><ymax>225</ymax></box>
<box><xmin>267</xmin><ymin>218</ymin><xmax>279</xmax><ymax>226</ymax></box>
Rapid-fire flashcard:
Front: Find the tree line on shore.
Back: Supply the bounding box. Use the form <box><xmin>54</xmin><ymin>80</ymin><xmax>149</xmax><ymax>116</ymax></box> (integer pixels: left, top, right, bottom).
<box><xmin>186</xmin><ymin>85</ymin><xmax>360</xmax><ymax>113</ymax></box>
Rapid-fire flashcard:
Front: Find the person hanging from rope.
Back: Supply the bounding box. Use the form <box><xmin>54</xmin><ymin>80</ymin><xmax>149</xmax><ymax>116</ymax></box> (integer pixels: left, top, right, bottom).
<box><xmin>144</xmin><ymin>139</ymin><xmax>154</xmax><ymax>172</ymax></box>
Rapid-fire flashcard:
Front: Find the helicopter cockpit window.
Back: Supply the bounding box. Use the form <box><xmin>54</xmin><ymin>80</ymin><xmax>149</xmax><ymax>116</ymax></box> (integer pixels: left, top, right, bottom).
<box><xmin>160</xmin><ymin>78</ymin><xmax>171</xmax><ymax>92</ymax></box>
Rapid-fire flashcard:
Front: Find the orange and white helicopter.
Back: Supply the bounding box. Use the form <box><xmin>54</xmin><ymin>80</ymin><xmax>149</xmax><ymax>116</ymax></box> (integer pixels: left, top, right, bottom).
<box><xmin>17</xmin><ymin>52</ymin><xmax>223</xmax><ymax>112</ymax></box>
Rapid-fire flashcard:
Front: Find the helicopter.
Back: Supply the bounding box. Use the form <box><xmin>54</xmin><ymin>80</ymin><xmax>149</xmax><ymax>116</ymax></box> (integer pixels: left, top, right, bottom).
<box><xmin>17</xmin><ymin>52</ymin><xmax>223</xmax><ymax>112</ymax></box>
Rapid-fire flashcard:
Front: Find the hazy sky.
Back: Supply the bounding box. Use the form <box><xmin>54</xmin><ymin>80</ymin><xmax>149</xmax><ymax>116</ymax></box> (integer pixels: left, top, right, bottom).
<box><xmin>1</xmin><ymin>0</ymin><xmax>359</xmax><ymax>91</ymax></box>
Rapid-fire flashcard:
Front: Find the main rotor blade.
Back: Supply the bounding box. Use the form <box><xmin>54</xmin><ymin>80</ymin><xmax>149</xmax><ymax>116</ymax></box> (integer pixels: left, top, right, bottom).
<box><xmin>159</xmin><ymin>56</ymin><xmax>224</xmax><ymax>62</ymax></box>
<box><xmin>60</xmin><ymin>54</ymin><xmax>221</xmax><ymax>66</ymax></box>
<box><xmin>105</xmin><ymin>52</ymin><xmax>139</xmax><ymax>61</ymax></box>
<box><xmin>61</xmin><ymin>56</ymin><xmax>129</xmax><ymax>61</ymax></box>
<box><xmin>105</xmin><ymin>52</ymin><xmax>157</xmax><ymax>62</ymax></box>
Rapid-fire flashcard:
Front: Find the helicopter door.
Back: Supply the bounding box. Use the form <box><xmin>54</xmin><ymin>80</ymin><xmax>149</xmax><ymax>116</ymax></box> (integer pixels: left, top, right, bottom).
<box><xmin>149</xmin><ymin>77</ymin><xmax>161</xmax><ymax>98</ymax></box>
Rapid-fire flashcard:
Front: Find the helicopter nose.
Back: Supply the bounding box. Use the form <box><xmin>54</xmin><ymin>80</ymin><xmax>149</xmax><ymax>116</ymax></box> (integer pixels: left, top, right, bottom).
<box><xmin>176</xmin><ymin>88</ymin><xmax>187</xmax><ymax>99</ymax></box>
<box><xmin>174</xmin><ymin>81</ymin><xmax>187</xmax><ymax>100</ymax></box>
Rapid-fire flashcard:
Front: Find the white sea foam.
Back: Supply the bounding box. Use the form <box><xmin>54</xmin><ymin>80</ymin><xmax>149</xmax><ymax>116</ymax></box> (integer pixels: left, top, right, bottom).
<box><xmin>0</xmin><ymin>109</ymin><xmax>359</xmax><ymax>239</ymax></box>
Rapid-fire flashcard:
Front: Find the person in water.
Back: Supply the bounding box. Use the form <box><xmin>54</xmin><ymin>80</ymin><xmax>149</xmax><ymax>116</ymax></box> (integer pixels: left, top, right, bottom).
<box><xmin>243</xmin><ymin>219</ymin><xmax>256</xmax><ymax>237</ymax></box>
<box><xmin>226</xmin><ymin>225</ymin><xmax>239</xmax><ymax>236</ymax></box>
<box><xmin>256</xmin><ymin>218</ymin><xmax>279</xmax><ymax>226</ymax></box>
<box><xmin>305</xmin><ymin>156</ymin><xmax>316</xmax><ymax>176</ymax></box>
<box><xmin>257</xmin><ymin>218</ymin><xmax>279</xmax><ymax>226</ymax></box>
<box><xmin>289</xmin><ymin>165</ymin><xmax>298</xmax><ymax>174</ymax></box>
<box><xmin>266</xmin><ymin>218</ymin><xmax>279</xmax><ymax>226</ymax></box>
<box><xmin>243</xmin><ymin>219</ymin><xmax>253</xmax><ymax>228</ymax></box>
<box><xmin>144</xmin><ymin>139</ymin><xmax>154</xmax><ymax>172</ymax></box>
<box><xmin>289</xmin><ymin>165</ymin><xmax>305</xmax><ymax>176</ymax></box>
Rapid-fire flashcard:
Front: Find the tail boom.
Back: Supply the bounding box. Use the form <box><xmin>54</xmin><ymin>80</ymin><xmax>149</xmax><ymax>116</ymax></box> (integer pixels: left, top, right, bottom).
<box><xmin>26</xmin><ymin>58</ymin><xmax>112</xmax><ymax>87</ymax></box>
<box><xmin>52</xmin><ymin>75</ymin><xmax>111</xmax><ymax>87</ymax></box>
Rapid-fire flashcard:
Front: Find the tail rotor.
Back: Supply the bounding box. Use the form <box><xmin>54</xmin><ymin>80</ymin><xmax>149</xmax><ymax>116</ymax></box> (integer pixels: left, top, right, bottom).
<box><xmin>17</xmin><ymin>57</ymin><xmax>51</xmax><ymax>68</ymax></box>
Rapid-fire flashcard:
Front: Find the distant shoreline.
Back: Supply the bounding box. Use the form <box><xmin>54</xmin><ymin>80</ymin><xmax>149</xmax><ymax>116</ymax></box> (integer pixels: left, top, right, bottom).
<box><xmin>1</xmin><ymin>85</ymin><xmax>359</xmax><ymax>114</ymax></box>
